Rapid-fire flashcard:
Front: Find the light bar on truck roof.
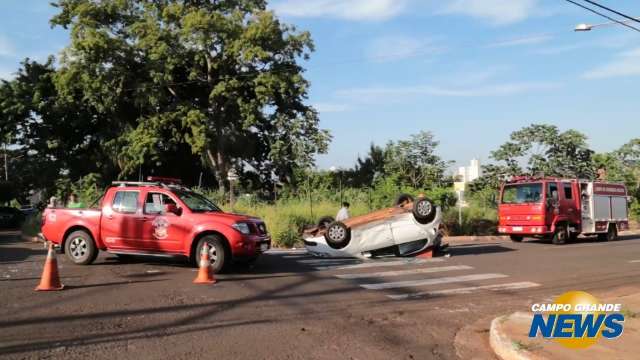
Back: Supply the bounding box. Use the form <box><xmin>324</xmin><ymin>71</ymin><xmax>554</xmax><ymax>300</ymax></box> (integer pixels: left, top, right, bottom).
<box><xmin>146</xmin><ymin>176</ymin><xmax>182</xmax><ymax>184</ymax></box>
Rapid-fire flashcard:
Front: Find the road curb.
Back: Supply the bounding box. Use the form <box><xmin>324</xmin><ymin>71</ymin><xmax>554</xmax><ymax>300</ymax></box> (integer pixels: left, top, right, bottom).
<box><xmin>489</xmin><ymin>312</ymin><xmax>540</xmax><ymax>360</ymax></box>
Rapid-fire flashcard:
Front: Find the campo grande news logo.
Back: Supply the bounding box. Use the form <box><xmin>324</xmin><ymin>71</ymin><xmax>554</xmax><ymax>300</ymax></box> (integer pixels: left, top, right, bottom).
<box><xmin>529</xmin><ymin>291</ymin><xmax>625</xmax><ymax>349</ymax></box>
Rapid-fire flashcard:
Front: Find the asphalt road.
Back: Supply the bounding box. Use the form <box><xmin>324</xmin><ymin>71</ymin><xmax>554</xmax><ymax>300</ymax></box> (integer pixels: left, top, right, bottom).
<box><xmin>2</xmin><ymin>231</ymin><xmax>640</xmax><ymax>360</ymax></box>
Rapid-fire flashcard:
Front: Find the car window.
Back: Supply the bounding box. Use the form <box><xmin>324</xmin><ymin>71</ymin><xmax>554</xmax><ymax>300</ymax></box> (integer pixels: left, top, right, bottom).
<box><xmin>144</xmin><ymin>192</ymin><xmax>177</xmax><ymax>214</ymax></box>
<box><xmin>173</xmin><ymin>190</ymin><xmax>221</xmax><ymax>212</ymax></box>
<box><xmin>112</xmin><ymin>191</ymin><xmax>139</xmax><ymax>214</ymax></box>
<box><xmin>563</xmin><ymin>183</ymin><xmax>573</xmax><ymax>200</ymax></box>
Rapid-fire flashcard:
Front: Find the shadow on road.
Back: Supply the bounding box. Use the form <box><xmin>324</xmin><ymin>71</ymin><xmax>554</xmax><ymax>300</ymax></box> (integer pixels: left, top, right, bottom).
<box><xmin>448</xmin><ymin>245</ymin><xmax>516</xmax><ymax>257</ymax></box>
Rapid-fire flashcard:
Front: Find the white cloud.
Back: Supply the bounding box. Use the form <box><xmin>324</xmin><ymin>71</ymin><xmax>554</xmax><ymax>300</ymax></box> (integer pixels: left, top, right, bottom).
<box><xmin>366</xmin><ymin>35</ymin><xmax>445</xmax><ymax>63</ymax></box>
<box><xmin>0</xmin><ymin>35</ymin><xmax>16</xmax><ymax>58</ymax></box>
<box><xmin>313</xmin><ymin>102</ymin><xmax>351</xmax><ymax>113</ymax></box>
<box><xmin>271</xmin><ymin>0</ymin><xmax>407</xmax><ymax>21</ymax></box>
<box><xmin>336</xmin><ymin>82</ymin><xmax>560</xmax><ymax>102</ymax></box>
<box><xmin>440</xmin><ymin>0</ymin><xmax>538</xmax><ymax>25</ymax></box>
<box><xmin>487</xmin><ymin>34</ymin><xmax>552</xmax><ymax>48</ymax></box>
<box><xmin>582</xmin><ymin>48</ymin><xmax>640</xmax><ymax>79</ymax></box>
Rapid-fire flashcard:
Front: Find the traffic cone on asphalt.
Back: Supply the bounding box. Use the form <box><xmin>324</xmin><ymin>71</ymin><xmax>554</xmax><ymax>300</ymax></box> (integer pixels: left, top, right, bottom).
<box><xmin>35</xmin><ymin>243</ymin><xmax>65</xmax><ymax>291</ymax></box>
<box><xmin>193</xmin><ymin>244</ymin><xmax>216</xmax><ymax>284</ymax></box>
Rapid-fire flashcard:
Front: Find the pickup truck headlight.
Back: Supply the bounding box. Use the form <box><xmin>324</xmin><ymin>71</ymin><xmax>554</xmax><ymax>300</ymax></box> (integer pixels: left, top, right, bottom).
<box><xmin>232</xmin><ymin>222</ymin><xmax>251</xmax><ymax>235</ymax></box>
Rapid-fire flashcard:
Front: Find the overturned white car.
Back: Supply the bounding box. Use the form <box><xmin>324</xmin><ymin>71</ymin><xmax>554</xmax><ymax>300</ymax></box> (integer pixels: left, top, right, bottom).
<box><xmin>303</xmin><ymin>194</ymin><xmax>443</xmax><ymax>259</ymax></box>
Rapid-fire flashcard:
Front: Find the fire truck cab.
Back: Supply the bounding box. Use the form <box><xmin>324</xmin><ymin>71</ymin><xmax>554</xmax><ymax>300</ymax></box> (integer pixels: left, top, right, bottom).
<box><xmin>498</xmin><ymin>177</ymin><xmax>630</xmax><ymax>244</ymax></box>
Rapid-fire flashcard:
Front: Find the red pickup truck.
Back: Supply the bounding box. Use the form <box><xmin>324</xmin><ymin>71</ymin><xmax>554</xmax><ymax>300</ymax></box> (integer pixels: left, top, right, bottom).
<box><xmin>41</xmin><ymin>179</ymin><xmax>271</xmax><ymax>272</ymax></box>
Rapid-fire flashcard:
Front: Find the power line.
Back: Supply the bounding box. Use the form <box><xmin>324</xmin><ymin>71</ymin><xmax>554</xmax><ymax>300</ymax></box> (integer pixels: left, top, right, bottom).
<box><xmin>563</xmin><ymin>0</ymin><xmax>640</xmax><ymax>32</ymax></box>
<box><xmin>580</xmin><ymin>0</ymin><xmax>640</xmax><ymax>25</ymax></box>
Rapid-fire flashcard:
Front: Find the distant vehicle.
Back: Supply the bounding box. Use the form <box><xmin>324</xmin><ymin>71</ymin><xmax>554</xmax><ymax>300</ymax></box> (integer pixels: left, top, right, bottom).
<box><xmin>498</xmin><ymin>177</ymin><xmax>630</xmax><ymax>244</ymax></box>
<box><xmin>303</xmin><ymin>194</ymin><xmax>443</xmax><ymax>259</ymax></box>
<box><xmin>19</xmin><ymin>205</ymin><xmax>37</xmax><ymax>216</ymax></box>
<box><xmin>41</xmin><ymin>177</ymin><xmax>271</xmax><ymax>272</ymax></box>
<box><xmin>0</xmin><ymin>207</ymin><xmax>26</xmax><ymax>229</ymax></box>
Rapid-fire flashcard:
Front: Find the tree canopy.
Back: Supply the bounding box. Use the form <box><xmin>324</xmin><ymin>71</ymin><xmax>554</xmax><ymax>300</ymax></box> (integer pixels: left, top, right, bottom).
<box><xmin>0</xmin><ymin>0</ymin><xmax>330</xmax><ymax>201</ymax></box>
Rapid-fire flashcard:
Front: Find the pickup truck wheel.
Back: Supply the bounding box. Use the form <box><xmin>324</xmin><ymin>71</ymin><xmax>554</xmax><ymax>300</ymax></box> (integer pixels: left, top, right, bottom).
<box><xmin>510</xmin><ymin>235</ymin><xmax>523</xmax><ymax>242</ymax></box>
<box><xmin>196</xmin><ymin>235</ymin><xmax>227</xmax><ymax>274</ymax></box>
<box><xmin>65</xmin><ymin>230</ymin><xmax>98</xmax><ymax>265</ymax></box>
<box><xmin>552</xmin><ymin>225</ymin><xmax>568</xmax><ymax>245</ymax></box>
<box><xmin>412</xmin><ymin>198</ymin><xmax>436</xmax><ymax>224</ymax></box>
<box><xmin>324</xmin><ymin>222</ymin><xmax>350</xmax><ymax>249</ymax></box>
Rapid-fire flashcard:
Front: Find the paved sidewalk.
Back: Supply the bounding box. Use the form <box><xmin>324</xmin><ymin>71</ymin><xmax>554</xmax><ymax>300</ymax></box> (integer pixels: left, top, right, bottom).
<box><xmin>489</xmin><ymin>288</ymin><xmax>640</xmax><ymax>360</ymax></box>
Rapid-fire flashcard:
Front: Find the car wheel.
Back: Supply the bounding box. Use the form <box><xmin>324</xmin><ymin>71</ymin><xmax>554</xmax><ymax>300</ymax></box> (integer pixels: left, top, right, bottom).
<box><xmin>196</xmin><ymin>235</ymin><xmax>227</xmax><ymax>274</ymax></box>
<box><xmin>510</xmin><ymin>235</ymin><xmax>523</xmax><ymax>242</ymax></box>
<box><xmin>552</xmin><ymin>225</ymin><xmax>568</xmax><ymax>245</ymax></box>
<box><xmin>65</xmin><ymin>230</ymin><xmax>98</xmax><ymax>265</ymax></box>
<box><xmin>324</xmin><ymin>222</ymin><xmax>350</xmax><ymax>249</ymax></box>
<box><xmin>412</xmin><ymin>198</ymin><xmax>436</xmax><ymax>224</ymax></box>
<box><xmin>317</xmin><ymin>216</ymin><xmax>335</xmax><ymax>229</ymax></box>
<box><xmin>394</xmin><ymin>193</ymin><xmax>414</xmax><ymax>207</ymax></box>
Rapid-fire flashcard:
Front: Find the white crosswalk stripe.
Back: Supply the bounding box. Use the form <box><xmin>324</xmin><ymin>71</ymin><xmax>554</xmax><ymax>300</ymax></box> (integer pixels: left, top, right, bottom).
<box><xmin>335</xmin><ymin>265</ymin><xmax>473</xmax><ymax>279</ymax></box>
<box><xmin>388</xmin><ymin>282</ymin><xmax>541</xmax><ymax>300</ymax></box>
<box><xmin>360</xmin><ymin>273</ymin><xmax>509</xmax><ymax>290</ymax></box>
<box><xmin>286</xmin><ymin>253</ymin><xmax>541</xmax><ymax>300</ymax></box>
<box><xmin>314</xmin><ymin>258</ymin><xmax>444</xmax><ymax>271</ymax></box>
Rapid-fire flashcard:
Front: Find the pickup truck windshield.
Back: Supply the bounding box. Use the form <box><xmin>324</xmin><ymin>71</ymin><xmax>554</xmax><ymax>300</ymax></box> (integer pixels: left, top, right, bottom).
<box><xmin>502</xmin><ymin>183</ymin><xmax>543</xmax><ymax>204</ymax></box>
<box><xmin>173</xmin><ymin>190</ymin><xmax>222</xmax><ymax>212</ymax></box>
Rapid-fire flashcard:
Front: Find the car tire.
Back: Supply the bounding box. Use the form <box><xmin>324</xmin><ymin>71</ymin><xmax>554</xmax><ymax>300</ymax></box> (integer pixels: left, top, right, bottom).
<box><xmin>317</xmin><ymin>216</ymin><xmax>335</xmax><ymax>229</ymax></box>
<box><xmin>65</xmin><ymin>230</ymin><xmax>99</xmax><ymax>265</ymax></box>
<box><xmin>196</xmin><ymin>235</ymin><xmax>228</xmax><ymax>274</ymax></box>
<box><xmin>510</xmin><ymin>235</ymin><xmax>523</xmax><ymax>242</ymax></box>
<box><xmin>324</xmin><ymin>221</ymin><xmax>350</xmax><ymax>249</ymax></box>
<box><xmin>552</xmin><ymin>225</ymin><xmax>568</xmax><ymax>245</ymax></box>
<box><xmin>412</xmin><ymin>198</ymin><xmax>436</xmax><ymax>224</ymax></box>
<box><xmin>394</xmin><ymin>193</ymin><xmax>414</xmax><ymax>207</ymax></box>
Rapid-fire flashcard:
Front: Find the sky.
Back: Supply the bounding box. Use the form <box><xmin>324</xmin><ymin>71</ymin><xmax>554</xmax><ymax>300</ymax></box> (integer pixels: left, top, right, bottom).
<box><xmin>1</xmin><ymin>0</ymin><xmax>640</xmax><ymax>172</ymax></box>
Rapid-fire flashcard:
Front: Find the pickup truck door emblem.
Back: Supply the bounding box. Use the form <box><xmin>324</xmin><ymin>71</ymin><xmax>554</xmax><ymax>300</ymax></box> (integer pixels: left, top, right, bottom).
<box><xmin>152</xmin><ymin>216</ymin><xmax>169</xmax><ymax>239</ymax></box>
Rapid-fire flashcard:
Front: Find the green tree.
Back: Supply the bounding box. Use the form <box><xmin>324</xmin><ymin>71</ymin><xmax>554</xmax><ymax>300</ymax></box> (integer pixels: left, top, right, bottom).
<box><xmin>51</xmin><ymin>0</ymin><xmax>330</xmax><ymax>190</ymax></box>
<box><xmin>0</xmin><ymin>58</ymin><xmax>117</xmax><ymax>201</ymax></box>
<box><xmin>490</xmin><ymin>124</ymin><xmax>595</xmax><ymax>179</ymax></box>
<box><xmin>383</xmin><ymin>131</ymin><xmax>449</xmax><ymax>189</ymax></box>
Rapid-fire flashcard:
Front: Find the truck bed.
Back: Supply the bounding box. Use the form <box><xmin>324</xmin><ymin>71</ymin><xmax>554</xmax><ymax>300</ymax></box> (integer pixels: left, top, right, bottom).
<box><xmin>42</xmin><ymin>208</ymin><xmax>102</xmax><ymax>245</ymax></box>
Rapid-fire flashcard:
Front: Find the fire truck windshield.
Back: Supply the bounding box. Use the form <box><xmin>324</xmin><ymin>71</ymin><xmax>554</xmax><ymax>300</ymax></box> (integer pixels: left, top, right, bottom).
<box><xmin>502</xmin><ymin>183</ymin><xmax>543</xmax><ymax>204</ymax></box>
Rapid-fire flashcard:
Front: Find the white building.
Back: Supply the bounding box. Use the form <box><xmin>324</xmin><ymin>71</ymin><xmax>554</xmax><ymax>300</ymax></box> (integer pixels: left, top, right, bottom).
<box><xmin>454</xmin><ymin>159</ymin><xmax>482</xmax><ymax>207</ymax></box>
<box><xmin>457</xmin><ymin>158</ymin><xmax>482</xmax><ymax>183</ymax></box>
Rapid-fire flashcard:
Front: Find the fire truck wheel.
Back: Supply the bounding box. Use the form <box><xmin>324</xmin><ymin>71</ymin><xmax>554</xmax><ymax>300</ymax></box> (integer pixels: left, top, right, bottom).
<box><xmin>510</xmin><ymin>235</ymin><xmax>523</xmax><ymax>242</ymax></box>
<box><xmin>552</xmin><ymin>225</ymin><xmax>568</xmax><ymax>245</ymax></box>
<box><xmin>606</xmin><ymin>224</ymin><xmax>618</xmax><ymax>241</ymax></box>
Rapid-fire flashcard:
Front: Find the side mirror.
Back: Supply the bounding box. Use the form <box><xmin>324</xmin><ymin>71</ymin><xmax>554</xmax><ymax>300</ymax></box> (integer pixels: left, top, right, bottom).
<box><xmin>164</xmin><ymin>204</ymin><xmax>182</xmax><ymax>216</ymax></box>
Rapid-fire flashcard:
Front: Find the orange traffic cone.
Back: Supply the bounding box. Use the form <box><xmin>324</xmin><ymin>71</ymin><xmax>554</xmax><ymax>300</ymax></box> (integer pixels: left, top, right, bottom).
<box><xmin>35</xmin><ymin>243</ymin><xmax>65</xmax><ymax>291</ymax></box>
<box><xmin>193</xmin><ymin>244</ymin><xmax>216</xmax><ymax>284</ymax></box>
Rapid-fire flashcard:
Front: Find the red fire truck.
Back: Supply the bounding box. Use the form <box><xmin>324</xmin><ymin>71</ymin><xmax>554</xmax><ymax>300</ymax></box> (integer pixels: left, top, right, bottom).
<box><xmin>498</xmin><ymin>177</ymin><xmax>630</xmax><ymax>244</ymax></box>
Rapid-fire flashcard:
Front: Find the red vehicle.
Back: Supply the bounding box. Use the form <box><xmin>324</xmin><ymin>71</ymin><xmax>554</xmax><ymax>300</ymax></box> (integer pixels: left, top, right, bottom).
<box><xmin>41</xmin><ymin>178</ymin><xmax>271</xmax><ymax>272</ymax></box>
<box><xmin>498</xmin><ymin>177</ymin><xmax>630</xmax><ymax>244</ymax></box>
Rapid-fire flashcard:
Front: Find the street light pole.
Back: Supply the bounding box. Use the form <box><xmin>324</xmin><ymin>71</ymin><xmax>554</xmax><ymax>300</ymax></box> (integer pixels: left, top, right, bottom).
<box><xmin>575</xmin><ymin>17</ymin><xmax>640</xmax><ymax>32</ymax></box>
